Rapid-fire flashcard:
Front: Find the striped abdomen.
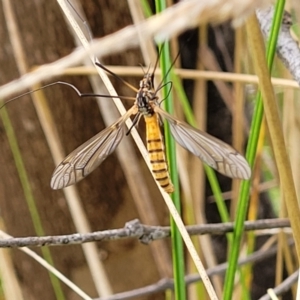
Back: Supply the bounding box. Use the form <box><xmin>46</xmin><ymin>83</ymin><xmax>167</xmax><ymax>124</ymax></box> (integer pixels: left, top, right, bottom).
<box><xmin>144</xmin><ymin>113</ymin><xmax>174</xmax><ymax>194</ymax></box>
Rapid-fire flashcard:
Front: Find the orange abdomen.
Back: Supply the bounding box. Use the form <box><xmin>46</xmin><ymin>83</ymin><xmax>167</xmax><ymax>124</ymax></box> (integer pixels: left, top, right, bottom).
<box><xmin>144</xmin><ymin>113</ymin><xmax>174</xmax><ymax>194</ymax></box>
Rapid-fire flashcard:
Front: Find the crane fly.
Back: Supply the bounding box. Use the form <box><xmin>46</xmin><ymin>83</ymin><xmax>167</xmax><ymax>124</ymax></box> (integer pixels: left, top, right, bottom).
<box><xmin>50</xmin><ymin>61</ymin><xmax>251</xmax><ymax>192</ymax></box>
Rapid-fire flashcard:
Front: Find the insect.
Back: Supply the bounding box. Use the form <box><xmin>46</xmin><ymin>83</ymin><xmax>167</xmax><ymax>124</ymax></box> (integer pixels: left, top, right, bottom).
<box><xmin>50</xmin><ymin>61</ymin><xmax>251</xmax><ymax>192</ymax></box>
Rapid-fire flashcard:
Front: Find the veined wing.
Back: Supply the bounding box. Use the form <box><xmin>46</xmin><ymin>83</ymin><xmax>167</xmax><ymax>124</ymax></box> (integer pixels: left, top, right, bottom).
<box><xmin>154</xmin><ymin>106</ymin><xmax>251</xmax><ymax>180</ymax></box>
<box><xmin>51</xmin><ymin>106</ymin><xmax>137</xmax><ymax>189</ymax></box>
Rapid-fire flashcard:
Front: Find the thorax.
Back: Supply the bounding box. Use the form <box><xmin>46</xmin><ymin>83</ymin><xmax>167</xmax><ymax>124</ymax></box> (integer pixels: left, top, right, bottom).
<box><xmin>136</xmin><ymin>73</ymin><xmax>158</xmax><ymax>117</ymax></box>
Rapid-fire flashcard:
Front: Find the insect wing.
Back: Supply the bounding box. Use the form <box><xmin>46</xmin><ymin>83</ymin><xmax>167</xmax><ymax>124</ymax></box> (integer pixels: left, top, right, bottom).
<box><xmin>154</xmin><ymin>106</ymin><xmax>251</xmax><ymax>180</ymax></box>
<box><xmin>51</xmin><ymin>107</ymin><xmax>135</xmax><ymax>189</ymax></box>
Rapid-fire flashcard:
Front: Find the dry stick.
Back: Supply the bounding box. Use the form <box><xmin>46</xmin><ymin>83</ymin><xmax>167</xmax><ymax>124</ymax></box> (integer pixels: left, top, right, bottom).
<box><xmin>70</xmin><ymin>0</ymin><xmax>168</xmax><ymax>283</ymax></box>
<box><xmin>0</xmin><ymin>248</ymin><xmax>23</xmax><ymax>300</ymax></box>
<box><xmin>0</xmin><ymin>231</ymin><xmax>93</xmax><ymax>300</ymax></box>
<box><xmin>57</xmin><ymin>1</ymin><xmax>219</xmax><ymax>298</ymax></box>
<box><xmin>127</xmin><ymin>0</ymin><xmax>157</xmax><ymax>66</ymax></box>
<box><xmin>0</xmin><ymin>0</ymin><xmax>271</xmax><ymax>101</ymax></box>
<box><xmin>283</xmin><ymin>86</ymin><xmax>300</xmax><ymax>201</ymax></box>
<box><xmin>0</xmin><ymin>1</ymin><xmax>26</xmax><ymax>299</ymax></box>
<box><xmin>259</xmin><ymin>270</ymin><xmax>299</xmax><ymax>300</ymax></box>
<box><xmin>232</xmin><ymin>26</ymin><xmax>246</xmax><ymax>215</ymax></box>
<box><xmin>10</xmin><ymin>2</ymin><xmax>111</xmax><ymax>299</ymax></box>
<box><xmin>256</xmin><ymin>7</ymin><xmax>300</xmax><ymax>85</ymax></box>
<box><xmin>0</xmin><ymin>220</ymin><xmax>23</xmax><ymax>300</ymax></box>
<box><xmin>33</xmin><ymin>91</ymin><xmax>113</xmax><ymax>298</ymax></box>
<box><xmin>4</xmin><ymin>0</ymin><xmax>112</xmax><ymax>295</ymax></box>
<box><xmin>257</xmin><ymin>9</ymin><xmax>300</xmax><ymax>296</ymax></box>
<box><xmin>61</xmin><ymin>66</ymin><xmax>300</xmax><ymax>89</ymax></box>
<box><xmin>73</xmin><ymin>0</ymin><xmax>172</xmax><ymax>279</ymax></box>
<box><xmin>2</xmin><ymin>0</ymin><xmax>102</xmax><ymax>298</ymax></box>
<box><xmin>126</xmin><ymin>0</ymin><xmax>173</xmax><ymax>277</ymax></box>
<box><xmin>56</xmin><ymin>1</ymin><xmax>115</xmax><ymax>296</ymax></box>
<box><xmin>129</xmin><ymin>7</ymin><xmax>216</xmax><ymax>298</ymax></box>
<box><xmin>199</xmin><ymin>45</ymin><xmax>234</xmax><ymax>112</ymax></box>
<box><xmin>92</xmin><ymin>239</ymin><xmax>294</xmax><ymax>300</ymax></box>
<box><xmin>1</xmin><ymin>230</ymin><xmax>291</xmax><ymax>299</ymax></box>
<box><xmin>246</xmin><ymin>11</ymin><xmax>300</xmax><ymax>291</ymax></box>
<box><xmin>7</xmin><ymin>0</ymin><xmax>114</xmax><ymax>296</ymax></box>
<box><xmin>0</xmin><ymin>227</ymin><xmax>286</xmax><ymax>300</ymax></box>
<box><xmin>0</xmin><ymin>218</ymin><xmax>291</xmax><ymax>248</ymax></box>
<box><xmin>191</xmin><ymin>26</ymin><xmax>224</xmax><ymax>298</ymax></box>
<box><xmin>128</xmin><ymin>2</ymin><xmax>220</xmax><ymax>291</ymax></box>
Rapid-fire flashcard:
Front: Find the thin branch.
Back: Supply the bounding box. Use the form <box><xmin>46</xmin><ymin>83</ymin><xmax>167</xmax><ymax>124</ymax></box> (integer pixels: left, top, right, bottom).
<box><xmin>256</xmin><ymin>8</ymin><xmax>300</xmax><ymax>85</ymax></box>
<box><xmin>0</xmin><ymin>219</ymin><xmax>290</xmax><ymax>248</ymax></box>
<box><xmin>59</xmin><ymin>66</ymin><xmax>300</xmax><ymax>89</ymax></box>
<box><xmin>0</xmin><ymin>231</ymin><xmax>92</xmax><ymax>300</ymax></box>
<box><xmin>258</xmin><ymin>270</ymin><xmax>298</xmax><ymax>300</ymax></box>
<box><xmin>1</xmin><ymin>226</ymin><xmax>296</xmax><ymax>300</ymax></box>
<box><xmin>92</xmin><ymin>239</ymin><xmax>295</xmax><ymax>300</ymax></box>
<box><xmin>0</xmin><ymin>0</ymin><xmax>270</xmax><ymax>101</ymax></box>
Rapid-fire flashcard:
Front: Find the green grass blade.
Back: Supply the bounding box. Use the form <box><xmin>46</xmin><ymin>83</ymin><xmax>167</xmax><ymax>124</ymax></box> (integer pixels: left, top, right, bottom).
<box><xmin>140</xmin><ymin>0</ymin><xmax>152</xmax><ymax>18</ymax></box>
<box><xmin>223</xmin><ymin>1</ymin><xmax>286</xmax><ymax>299</ymax></box>
<box><xmin>171</xmin><ymin>74</ymin><xmax>230</xmax><ymax>224</ymax></box>
<box><xmin>154</xmin><ymin>1</ymin><xmax>186</xmax><ymax>299</ymax></box>
<box><xmin>0</xmin><ymin>104</ymin><xmax>65</xmax><ymax>300</ymax></box>
<box><xmin>172</xmin><ymin>57</ymin><xmax>250</xmax><ymax>299</ymax></box>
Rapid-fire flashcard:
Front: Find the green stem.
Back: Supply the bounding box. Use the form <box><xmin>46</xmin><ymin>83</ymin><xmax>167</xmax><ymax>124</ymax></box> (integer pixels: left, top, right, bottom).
<box><xmin>223</xmin><ymin>2</ymin><xmax>286</xmax><ymax>299</ymax></box>
<box><xmin>155</xmin><ymin>2</ymin><xmax>186</xmax><ymax>299</ymax></box>
<box><xmin>0</xmin><ymin>105</ymin><xmax>65</xmax><ymax>300</ymax></box>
